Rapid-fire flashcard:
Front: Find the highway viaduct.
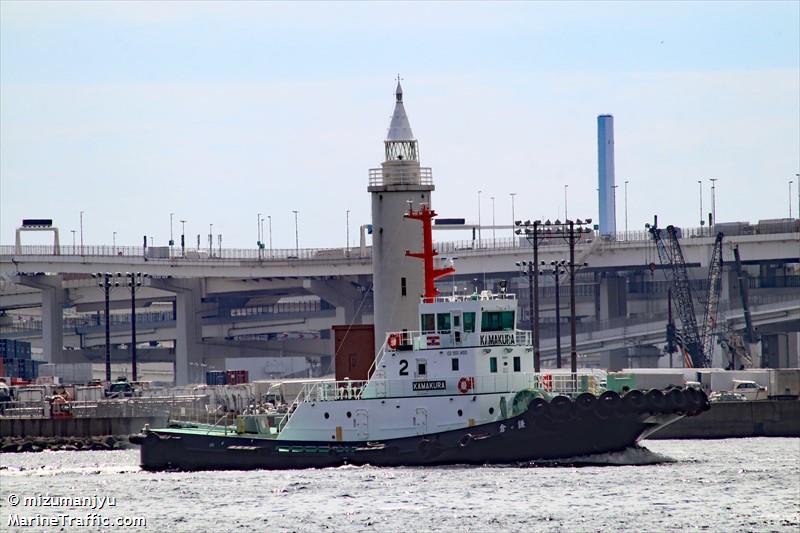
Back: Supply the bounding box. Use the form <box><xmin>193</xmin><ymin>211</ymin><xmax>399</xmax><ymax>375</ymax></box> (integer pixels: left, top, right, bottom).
<box><xmin>1</xmin><ymin>225</ymin><xmax>799</xmax><ymax>384</ymax></box>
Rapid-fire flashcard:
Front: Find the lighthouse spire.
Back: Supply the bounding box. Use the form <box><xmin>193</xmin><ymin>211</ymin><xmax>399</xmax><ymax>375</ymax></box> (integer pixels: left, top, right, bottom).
<box><xmin>385</xmin><ymin>75</ymin><xmax>418</xmax><ymax>161</ymax></box>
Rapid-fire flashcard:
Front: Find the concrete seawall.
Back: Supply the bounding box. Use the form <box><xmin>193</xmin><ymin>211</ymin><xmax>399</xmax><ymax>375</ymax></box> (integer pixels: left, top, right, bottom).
<box><xmin>649</xmin><ymin>400</ymin><xmax>800</xmax><ymax>439</ymax></box>
<box><xmin>0</xmin><ymin>416</ymin><xmax>166</xmax><ymax>438</ymax></box>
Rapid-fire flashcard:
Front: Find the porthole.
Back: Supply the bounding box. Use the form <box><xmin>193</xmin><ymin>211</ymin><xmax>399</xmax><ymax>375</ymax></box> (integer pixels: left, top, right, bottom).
<box><xmin>489</xmin><ymin>407</ymin><xmax>495</xmax><ymax>415</ymax></box>
<box><xmin>457</xmin><ymin>409</ymin><xmax>463</xmax><ymax>417</ymax></box>
<box><xmin>324</xmin><ymin>412</ymin><xmax>330</xmax><ymax>419</ymax></box>
<box><xmin>346</xmin><ymin>411</ymin><xmax>352</xmax><ymax>418</ymax></box>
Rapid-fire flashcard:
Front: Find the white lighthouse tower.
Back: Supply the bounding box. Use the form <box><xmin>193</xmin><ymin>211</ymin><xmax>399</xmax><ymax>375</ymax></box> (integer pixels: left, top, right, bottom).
<box><xmin>369</xmin><ymin>80</ymin><xmax>435</xmax><ymax>351</ymax></box>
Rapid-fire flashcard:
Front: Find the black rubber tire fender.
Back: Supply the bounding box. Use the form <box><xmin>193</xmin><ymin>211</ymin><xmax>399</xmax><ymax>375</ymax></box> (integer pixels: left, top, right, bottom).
<box><xmin>574</xmin><ymin>392</ymin><xmax>596</xmax><ymax>414</ymax></box>
<box><xmin>548</xmin><ymin>395</ymin><xmax>573</xmax><ymax>421</ymax></box>
<box><xmin>666</xmin><ymin>388</ymin><xmax>690</xmax><ymax>412</ymax></box>
<box><xmin>645</xmin><ymin>389</ymin><xmax>668</xmax><ymax>413</ymax></box>
<box><xmin>622</xmin><ymin>389</ymin><xmax>647</xmax><ymax>413</ymax></box>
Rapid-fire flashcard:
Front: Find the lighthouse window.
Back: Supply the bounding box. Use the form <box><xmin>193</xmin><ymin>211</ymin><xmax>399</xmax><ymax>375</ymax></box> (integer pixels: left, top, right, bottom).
<box><xmin>513</xmin><ymin>356</ymin><xmax>521</xmax><ymax>372</ymax></box>
<box><xmin>481</xmin><ymin>311</ymin><xmax>515</xmax><ymax>332</ymax></box>
<box><xmin>401</xmin><ymin>277</ymin><xmax>407</xmax><ymax>296</ymax></box>
<box><xmin>421</xmin><ymin>314</ymin><xmax>435</xmax><ymax>333</ymax></box>
<box><xmin>463</xmin><ymin>312</ymin><xmax>476</xmax><ymax>332</ymax></box>
<box><xmin>437</xmin><ymin>313</ymin><xmax>451</xmax><ymax>333</ymax></box>
<box><xmin>489</xmin><ymin>357</ymin><xmax>498</xmax><ymax>373</ymax></box>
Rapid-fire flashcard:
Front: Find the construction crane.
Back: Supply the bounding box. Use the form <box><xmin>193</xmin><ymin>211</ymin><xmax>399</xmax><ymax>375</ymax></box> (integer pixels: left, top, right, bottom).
<box><xmin>648</xmin><ymin>223</ymin><xmax>723</xmax><ymax>368</ymax></box>
<box><xmin>719</xmin><ymin>245</ymin><xmax>757</xmax><ymax>369</ymax></box>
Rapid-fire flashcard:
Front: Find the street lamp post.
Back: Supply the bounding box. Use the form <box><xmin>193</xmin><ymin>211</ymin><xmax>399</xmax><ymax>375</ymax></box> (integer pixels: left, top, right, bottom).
<box><xmin>179</xmin><ymin>220</ymin><xmax>186</xmax><ymax>257</ymax></box>
<box><xmin>490</xmin><ymin>196</ymin><xmax>496</xmax><ymax>247</ymax></box>
<box><xmin>611</xmin><ymin>185</ymin><xmax>619</xmax><ymax>239</ymax></box>
<box><xmin>564</xmin><ymin>185</ymin><xmax>569</xmax><ymax>221</ymax></box>
<box><xmin>112</xmin><ymin>232</ymin><xmax>117</xmax><ymax>254</ymax></box>
<box><xmin>208</xmin><ymin>224</ymin><xmax>213</xmax><ymax>257</ymax></box>
<box><xmin>624</xmin><ymin>180</ymin><xmax>629</xmax><ymax>238</ymax></box>
<box><xmin>71</xmin><ymin>230</ymin><xmax>76</xmax><ymax>251</ymax></box>
<box><xmin>293</xmin><ymin>210</ymin><xmax>299</xmax><ymax>256</ymax></box>
<box><xmin>510</xmin><ymin>193</ymin><xmax>517</xmax><ymax>246</ymax></box>
<box><xmin>790</xmin><ymin>180</ymin><xmax>794</xmax><ymax>219</ymax></box>
<box><xmin>346</xmin><ymin>210</ymin><xmax>350</xmax><ymax>255</ymax></box>
<box><xmin>169</xmin><ymin>213</ymin><xmax>175</xmax><ymax>249</ymax></box>
<box><xmin>709</xmin><ymin>178</ymin><xmax>718</xmax><ymax>228</ymax></box>
<box><xmin>268</xmin><ymin>215</ymin><xmax>273</xmax><ymax>258</ymax></box>
<box><xmin>477</xmin><ymin>190</ymin><xmax>482</xmax><ymax>249</ymax></box>
<box><xmin>698</xmin><ymin>180</ymin><xmax>704</xmax><ymax>233</ymax></box>
<box><xmin>79</xmin><ymin>211</ymin><xmax>84</xmax><ymax>255</ymax></box>
<box><xmin>257</xmin><ymin>213</ymin><xmax>263</xmax><ymax>259</ymax></box>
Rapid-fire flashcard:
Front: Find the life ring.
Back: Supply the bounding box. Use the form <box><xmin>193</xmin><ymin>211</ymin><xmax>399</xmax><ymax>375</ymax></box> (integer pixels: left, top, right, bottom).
<box><xmin>457</xmin><ymin>377</ymin><xmax>473</xmax><ymax>394</ymax></box>
<box><xmin>387</xmin><ymin>334</ymin><xmax>400</xmax><ymax>350</ymax></box>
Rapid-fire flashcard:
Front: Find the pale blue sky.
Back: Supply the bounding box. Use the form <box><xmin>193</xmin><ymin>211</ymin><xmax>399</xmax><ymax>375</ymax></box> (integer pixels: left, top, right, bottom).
<box><xmin>1</xmin><ymin>1</ymin><xmax>798</xmax><ymax>249</ymax></box>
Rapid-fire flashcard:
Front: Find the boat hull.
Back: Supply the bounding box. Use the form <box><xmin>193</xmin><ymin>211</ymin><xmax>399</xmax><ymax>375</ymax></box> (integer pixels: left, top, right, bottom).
<box><xmin>132</xmin><ymin>391</ymin><xmax>707</xmax><ymax>471</ymax></box>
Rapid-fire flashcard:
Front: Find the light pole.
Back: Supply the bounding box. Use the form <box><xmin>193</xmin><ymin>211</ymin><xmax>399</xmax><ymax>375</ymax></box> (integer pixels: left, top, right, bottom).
<box><xmin>268</xmin><ymin>215</ymin><xmax>273</xmax><ymax>258</ymax></box>
<box><xmin>515</xmin><ymin>220</ymin><xmax>543</xmax><ymax>372</ymax></box>
<box><xmin>490</xmin><ymin>196</ymin><xmax>496</xmax><ymax>247</ymax></box>
<box><xmin>125</xmin><ymin>272</ymin><xmax>149</xmax><ymax>382</ymax></box>
<box><xmin>112</xmin><ymin>232</ymin><xmax>117</xmax><ymax>253</ymax></box>
<box><xmin>790</xmin><ymin>180</ymin><xmax>794</xmax><ymax>219</ymax></box>
<box><xmin>510</xmin><ymin>193</ymin><xmax>517</xmax><ymax>245</ymax></box>
<box><xmin>346</xmin><ymin>210</ymin><xmax>350</xmax><ymax>254</ymax></box>
<box><xmin>541</xmin><ymin>260</ymin><xmax>566</xmax><ymax>368</ymax></box>
<box><xmin>564</xmin><ymin>185</ymin><xmax>568</xmax><ymax>221</ymax></box>
<box><xmin>611</xmin><ymin>185</ymin><xmax>619</xmax><ymax>239</ymax></box>
<box><xmin>71</xmin><ymin>230</ymin><xmax>76</xmax><ymax>251</ymax></box>
<box><xmin>293</xmin><ymin>210</ymin><xmax>299</xmax><ymax>256</ymax></box>
<box><xmin>257</xmin><ymin>213</ymin><xmax>263</xmax><ymax>259</ymax></box>
<box><xmin>79</xmin><ymin>210</ymin><xmax>84</xmax><ymax>255</ymax></box>
<box><xmin>477</xmin><ymin>190</ymin><xmax>482</xmax><ymax>248</ymax></box>
<box><xmin>169</xmin><ymin>213</ymin><xmax>175</xmax><ymax>248</ymax></box>
<box><xmin>709</xmin><ymin>178</ymin><xmax>718</xmax><ymax>228</ymax></box>
<box><xmin>93</xmin><ymin>273</ymin><xmax>120</xmax><ymax>382</ymax></box>
<box><xmin>624</xmin><ymin>180</ymin><xmax>629</xmax><ymax>238</ymax></box>
<box><xmin>698</xmin><ymin>180</ymin><xmax>704</xmax><ymax>232</ymax></box>
<box><xmin>179</xmin><ymin>220</ymin><xmax>186</xmax><ymax>257</ymax></box>
<box><xmin>208</xmin><ymin>224</ymin><xmax>213</xmax><ymax>256</ymax></box>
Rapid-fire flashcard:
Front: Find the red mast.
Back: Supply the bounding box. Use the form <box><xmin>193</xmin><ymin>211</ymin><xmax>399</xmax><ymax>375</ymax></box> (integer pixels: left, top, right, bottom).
<box><xmin>405</xmin><ymin>204</ymin><xmax>455</xmax><ymax>302</ymax></box>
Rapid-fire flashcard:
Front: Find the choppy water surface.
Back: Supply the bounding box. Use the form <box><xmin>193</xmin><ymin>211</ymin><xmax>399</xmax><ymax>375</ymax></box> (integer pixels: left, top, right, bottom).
<box><xmin>1</xmin><ymin>438</ymin><xmax>798</xmax><ymax>532</ymax></box>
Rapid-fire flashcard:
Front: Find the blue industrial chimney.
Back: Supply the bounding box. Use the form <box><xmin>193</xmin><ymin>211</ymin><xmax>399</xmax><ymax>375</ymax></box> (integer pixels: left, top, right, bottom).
<box><xmin>597</xmin><ymin>115</ymin><xmax>616</xmax><ymax>237</ymax></box>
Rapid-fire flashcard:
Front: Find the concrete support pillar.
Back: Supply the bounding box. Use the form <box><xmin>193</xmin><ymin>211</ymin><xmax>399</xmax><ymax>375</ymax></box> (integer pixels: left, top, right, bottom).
<box><xmin>15</xmin><ymin>275</ymin><xmax>66</xmax><ymax>363</ymax></box>
<box><xmin>151</xmin><ymin>279</ymin><xmax>209</xmax><ymax>385</ymax></box>
<box><xmin>598</xmin><ymin>274</ymin><xmax>627</xmax><ymax>321</ymax></box>
<box><xmin>304</xmin><ymin>278</ymin><xmax>367</xmax><ymax>326</ymax></box>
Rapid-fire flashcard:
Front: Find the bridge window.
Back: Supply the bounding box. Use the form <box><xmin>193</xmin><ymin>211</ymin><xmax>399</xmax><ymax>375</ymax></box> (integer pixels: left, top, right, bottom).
<box><xmin>489</xmin><ymin>357</ymin><xmax>497</xmax><ymax>373</ymax></box>
<box><xmin>513</xmin><ymin>356</ymin><xmax>521</xmax><ymax>372</ymax></box>
<box><xmin>401</xmin><ymin>277</ymin><xmax>407</xmax><ymax>296</ymax></box>
<box><xmin>463</xmin><ymin>312</ymin><xmax>476</xmax><ymax>333</ymax></box>
<box><xmin>416</xmin><ymin>359</ymin><xmax>427</xmax><ymax>376</ymax></box>
<box><xmin>421</xmin><ymin>314</ymin><xmax>435</xmax><ymax>333</ymax></box>
<box><xmin>437</xmin><ymin>313</ymin><xmax>451</xmax><ymax>333</ymax></box>
<box><xmin>481</xmin><ymin>311</ymin><xmax>514</xmax><ymax>332</ymax></box>
<box><xmin>451</xmin><ymin>358</ymin><xmax>459</xmax><ymax>371</ymax></box>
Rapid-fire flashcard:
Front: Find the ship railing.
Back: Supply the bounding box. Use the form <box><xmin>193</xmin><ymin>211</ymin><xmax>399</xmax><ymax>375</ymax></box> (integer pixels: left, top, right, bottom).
<box><xmin>365</xmin><ymin>338</ymin><xmax>390</xmax><ymax>381</ymax></box>
<box><xmin>425</xmin><ymin>292</ymin><xmax>518</xmax><ymax>303</ymax></box>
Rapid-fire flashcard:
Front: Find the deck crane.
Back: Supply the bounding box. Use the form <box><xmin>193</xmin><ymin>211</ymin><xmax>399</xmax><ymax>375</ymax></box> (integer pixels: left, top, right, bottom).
<box><xmin>648</xmin><ymin>223</ymin><xmax>723</xmax><ymax>368</ymax></box>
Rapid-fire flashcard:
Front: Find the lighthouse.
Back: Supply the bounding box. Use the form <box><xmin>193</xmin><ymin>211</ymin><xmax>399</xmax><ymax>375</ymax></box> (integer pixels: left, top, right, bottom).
<box><xmin>369</xmin><ymin>80</ymin><xmax>435</xmax><ymax>352</ymax></box>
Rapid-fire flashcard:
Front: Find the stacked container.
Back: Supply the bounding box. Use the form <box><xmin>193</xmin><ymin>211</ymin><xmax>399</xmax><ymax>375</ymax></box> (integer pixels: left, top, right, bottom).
<box><xmin>205</xmin><ymin>370</ymin><xmax>227</xmax><ymax>386</ymax></box>
<box><xmin>0</xmin><ymin>339</ymin><xmax>38</xmax><ymax>380</ymax></box>
<box><xmin>225</xmin><ymin>370</ymin><xmax>249</xmax><ymax>385</ymax></box>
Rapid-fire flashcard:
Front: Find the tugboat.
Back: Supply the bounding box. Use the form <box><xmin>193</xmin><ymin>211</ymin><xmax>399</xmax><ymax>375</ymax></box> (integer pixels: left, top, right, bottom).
<box><xmin>131</xmin><ymin>204</ymin><xmax>709</xmax><ymax>471</ymax></box>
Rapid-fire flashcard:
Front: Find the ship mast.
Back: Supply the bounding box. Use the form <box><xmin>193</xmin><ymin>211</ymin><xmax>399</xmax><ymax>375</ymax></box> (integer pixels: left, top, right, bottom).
<box><xmin>404</xmin><ymin>205</ymin><xmax>455</xmax><ymax>302</ymax></box>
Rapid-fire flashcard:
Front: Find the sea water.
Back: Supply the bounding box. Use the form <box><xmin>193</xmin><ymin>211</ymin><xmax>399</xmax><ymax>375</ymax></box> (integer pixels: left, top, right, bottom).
<box><xmin>0</xmin><ymin>438</ymin><xmax>798</xmax><ymax>532</ymax></box>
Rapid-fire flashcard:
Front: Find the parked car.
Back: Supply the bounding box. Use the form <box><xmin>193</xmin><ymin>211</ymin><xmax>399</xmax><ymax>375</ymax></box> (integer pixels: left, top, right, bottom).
<box><xmin>709</xmin><ymin>391</ymin><xmax>747</xmax><ymax>402</ymax></box>
<box><xmin>731</xmin><ymin>380</ymin><xmax>768</xmax><ymax>401</ymax></box>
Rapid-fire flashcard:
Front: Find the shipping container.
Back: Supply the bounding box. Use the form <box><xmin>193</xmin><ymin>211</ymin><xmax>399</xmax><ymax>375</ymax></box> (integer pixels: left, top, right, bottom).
<box><xmin>768</xmin><ymin>369</ymin><xmax>800</xmax><ymax>400</ymax></box>
<box><xmin>206</xmin><ymin>371</ymin><xmax>227</xmax><ymax>386</ymax></box>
